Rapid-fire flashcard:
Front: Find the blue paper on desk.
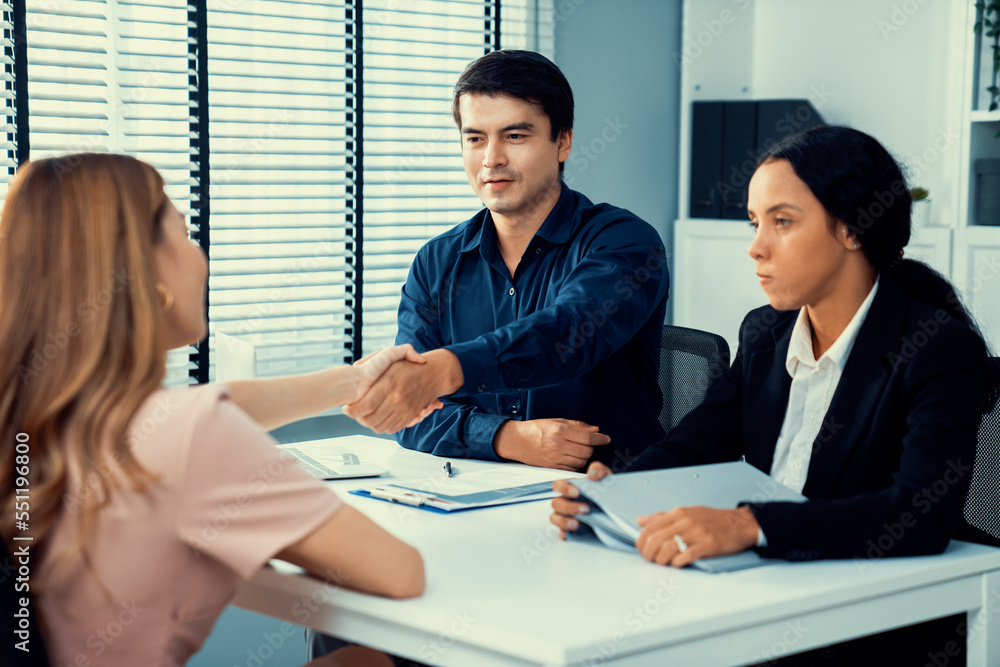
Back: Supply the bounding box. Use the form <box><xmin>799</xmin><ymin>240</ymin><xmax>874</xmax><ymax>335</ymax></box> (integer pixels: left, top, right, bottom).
<box><xmin>353</xmin><ymin>466</ymin><xmax>582</xmax><ymax>513</ymax></box>
<box><xmin>569</xmin><ymin>461</ymin><xmax>806</xmax><ymax>573</ymax></box>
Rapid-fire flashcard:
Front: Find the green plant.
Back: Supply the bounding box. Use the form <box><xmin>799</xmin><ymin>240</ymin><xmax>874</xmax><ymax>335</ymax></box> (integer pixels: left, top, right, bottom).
<box><xmin>975</xmin><ymin>1</ymin><xmax>1000</xmax><ymax>113</ymax></box>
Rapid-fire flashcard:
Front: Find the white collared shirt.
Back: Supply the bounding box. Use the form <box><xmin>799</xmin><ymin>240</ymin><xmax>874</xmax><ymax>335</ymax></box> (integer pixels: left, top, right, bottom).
<box><xmin>769</xmin><ymin>278</ymin><xmax>880</xmax><ymax>494</ymax></box>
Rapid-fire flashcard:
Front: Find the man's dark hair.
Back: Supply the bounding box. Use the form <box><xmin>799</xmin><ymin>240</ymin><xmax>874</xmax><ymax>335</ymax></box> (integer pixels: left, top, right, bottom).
<box><xmin>452</xmin><ymin>49</ymin><xmax>574</xmax><ymax>144</ymax></box>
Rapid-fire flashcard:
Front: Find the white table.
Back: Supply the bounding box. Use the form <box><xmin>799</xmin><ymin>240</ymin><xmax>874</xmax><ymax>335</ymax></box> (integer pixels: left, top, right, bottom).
<box><xmin>233</xmin><ymin>435</ymin><xmax>1000</xmax><ymax>666</ymax></box>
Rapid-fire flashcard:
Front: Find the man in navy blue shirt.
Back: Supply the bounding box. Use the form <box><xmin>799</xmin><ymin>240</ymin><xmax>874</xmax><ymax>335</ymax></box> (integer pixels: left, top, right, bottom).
<box><xmin>345</xmin><ymin>50</ymin><xmax>669</xmax><ymax>471</ymax></box>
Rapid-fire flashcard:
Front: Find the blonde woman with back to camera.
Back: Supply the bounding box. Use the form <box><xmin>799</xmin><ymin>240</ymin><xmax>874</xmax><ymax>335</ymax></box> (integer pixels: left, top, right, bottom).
<box><xmin>0</xmin><ymin>153</ymin><xmax>436</xmax><ymax>666</ymax></box>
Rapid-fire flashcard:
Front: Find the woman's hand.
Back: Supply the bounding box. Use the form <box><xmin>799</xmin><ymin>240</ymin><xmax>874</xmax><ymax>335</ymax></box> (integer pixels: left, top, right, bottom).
<box><xmin>351</xmin><ymin>344</ymin><xmax>422</xmax><ymax>391</ymax></box>
<box><xmin>634</xmin><ymin>505</ymin><xmax>760</xmax><ymax>568</ymax></box>
<box><xmin>350</xmin><ymin>345</ymin><xmax>443</xmax><ymax>427</ymax></box>
<box><xmin>549</xmin><ymin>461</ymin><xmax>613</xmax><ymax>539</ymax></box>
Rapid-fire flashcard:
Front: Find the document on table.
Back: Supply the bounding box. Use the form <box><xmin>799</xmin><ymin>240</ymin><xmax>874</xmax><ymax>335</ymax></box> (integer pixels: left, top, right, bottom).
<box><xmin>569</xmin><ymin>461</ymin><xmax>806</xmax><ymax>573</ymax></box>
<box><xmin>277</xmin><ymin>442</ymin><xmax>388</xmax><ymax>480</ymax></box>
<box><xmin>352</xmin><ymin>466</ymin><xmax>584</xmax><ymax>512</ymax></box>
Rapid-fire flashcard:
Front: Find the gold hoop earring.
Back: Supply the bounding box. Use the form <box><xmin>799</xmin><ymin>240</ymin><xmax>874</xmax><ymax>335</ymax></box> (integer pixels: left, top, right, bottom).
<box><xmin>157</xmin><ymin>284</ymin><xmax>174</xmax><ymax>311</ymax></box>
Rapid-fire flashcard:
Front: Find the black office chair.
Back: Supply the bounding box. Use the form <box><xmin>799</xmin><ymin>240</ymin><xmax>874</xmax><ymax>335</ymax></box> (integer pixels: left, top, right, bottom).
<box><xmin>1</xmin><ymin>537</ymin><xmax>50</xmax><ymax>666</ymax></box>
<box><xmin>956</xmin><ymin>356</ymin><xmax>1000</xmax><ymax>549</ymax></box>
<box><xmin>657</xmin><ymin>325</ymin><xmax>731</xmax><ymax>435</ymax></box>
<box><xmin>852</xmin><ymin>358</ymin><xmax>1000</xmax><ymax>667</ymax></box>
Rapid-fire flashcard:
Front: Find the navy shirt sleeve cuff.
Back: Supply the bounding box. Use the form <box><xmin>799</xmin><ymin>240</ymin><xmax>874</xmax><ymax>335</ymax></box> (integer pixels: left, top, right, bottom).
<box><xmin>465</xmin><ymin>411</ymin><xmax>510</xmax><ymax>461</ymax></box>
<box><xmin>448</xmin><ymin>340</ymin><xmax>504</xmax><ymax>396</ymax></box>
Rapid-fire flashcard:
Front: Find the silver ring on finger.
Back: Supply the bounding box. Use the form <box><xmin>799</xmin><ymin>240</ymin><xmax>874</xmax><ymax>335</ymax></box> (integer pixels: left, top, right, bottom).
<box><xmin>673</xmin><ymin>534</ymin><xmax>688</xmax><ymax>553</ymax></box>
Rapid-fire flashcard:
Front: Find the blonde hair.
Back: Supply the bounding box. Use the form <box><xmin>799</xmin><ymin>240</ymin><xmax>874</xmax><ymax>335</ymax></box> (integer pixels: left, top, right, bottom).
<box><xmin>0</xmin><ymin>154</ymin><xmax>170</xmax><ymax>582</ymax></box>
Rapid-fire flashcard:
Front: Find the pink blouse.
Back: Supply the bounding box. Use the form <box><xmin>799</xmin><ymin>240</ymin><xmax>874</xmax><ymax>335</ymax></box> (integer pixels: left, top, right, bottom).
<box><xmin>37</xmin><ymin>384</ymin><xmax>342</xmax><ymax>666</ymax></box>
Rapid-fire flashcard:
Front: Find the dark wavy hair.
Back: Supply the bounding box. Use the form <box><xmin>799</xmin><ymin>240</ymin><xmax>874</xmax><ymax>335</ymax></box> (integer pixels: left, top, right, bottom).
<box><xmin>452</xmin><ymin>49</ymin><xmax>574</xmax><ymax>174</ymax></box>
<box><xmin>757</xmin><ymin>125</ymin><xmax>997</xmax><ymax>410</ymax></box>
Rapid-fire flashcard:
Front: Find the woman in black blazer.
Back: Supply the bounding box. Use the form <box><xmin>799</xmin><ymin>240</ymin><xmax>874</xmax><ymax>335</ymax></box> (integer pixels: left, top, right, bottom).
<box><xmin>550</xmin><ymin>126</ymin><xmax>994</xmax><ymax>662</ymax></box>
<box><xmin>552</xmin><ymin>124</ymin><xmax>992</xmax><ymax>564</ymax></box>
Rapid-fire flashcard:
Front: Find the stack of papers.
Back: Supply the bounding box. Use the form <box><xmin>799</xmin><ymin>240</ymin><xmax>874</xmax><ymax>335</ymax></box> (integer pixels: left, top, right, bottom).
<box><xmin>570</xmin><ymin>461</ymin><xmax>806</xmax><ymax>573</ymax></box>
<box><xmin>353</xmin><ymin>466</ymin><xmax>583</xmax><ymax>513</ymax></box>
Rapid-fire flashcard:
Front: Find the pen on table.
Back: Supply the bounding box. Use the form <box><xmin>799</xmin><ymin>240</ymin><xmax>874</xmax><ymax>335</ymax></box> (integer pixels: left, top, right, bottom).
<box><xmin>369</xmin><ymin>488</ymin><xmax>427</xmax><ymax>507</ymax></box>
<box><xmin>443</xmin><ymin>461</ymin><xmax>455</xmax><ymax>477</ymax></box>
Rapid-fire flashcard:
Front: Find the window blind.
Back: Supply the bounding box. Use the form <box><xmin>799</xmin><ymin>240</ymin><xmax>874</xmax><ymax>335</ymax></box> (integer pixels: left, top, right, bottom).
<box><xmin>12</xmin><ymin>0</ymin><xmax>550</xmax><ymax>384</ymax></box>
<box><xmin>205</xmin><ymin>0</ymin><xmax>354</xmax><ymax>380</ymax></box>
<box><xmin>359</xmin><ymin>0</ymin><xmax>552</xmax><ymax>356</ymax></box>
<box><xmin>498</xmin><ymin>0</ymin><xmax>555</xmax><ymax>56</ymax></box>
<box><xmin>1</xmin><ymin>0</ymin><xmax>19</xmax><ymax>196</ymax></box>
<box><xmin>24</xmin><ymin>0</ymin><xmax>200</xmax><ymax>385</ymax></box>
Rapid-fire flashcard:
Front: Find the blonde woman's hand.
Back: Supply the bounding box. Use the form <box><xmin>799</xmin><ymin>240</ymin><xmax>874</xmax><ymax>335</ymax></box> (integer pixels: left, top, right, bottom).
<box><xmin>350</xmin><ymin>345</ymin><xmax>423</xmax><ymax>402</ymax></box>
<box><xmin>345</xmin><ymin>348</ymin><xmax>461</xmax><ymax>433</ymax></box>
<box><xmin>347</xmin><ymin>345</ymin><xmax>444</xmax><ymax>428</ymax></box>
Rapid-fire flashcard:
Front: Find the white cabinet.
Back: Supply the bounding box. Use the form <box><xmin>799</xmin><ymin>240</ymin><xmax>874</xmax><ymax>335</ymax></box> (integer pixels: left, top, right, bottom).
<box><xmin>672</xmin><ymin>219</ymin><xmax>766</xmax><ymax>356</ymax></box>
<box><xmin>907</xmin><ymin>226</ymin><xmax>952</xmax><ymax>278</ymax></box>
<box><xmin>954</xmin><ymin>228</ymin><xmax>1000</xmax><ymax>352</ymax></box>
<box><xmin>957</xmin><ymin>0</ymin><xmax>1000</xmax><ymax>353</ymax></box>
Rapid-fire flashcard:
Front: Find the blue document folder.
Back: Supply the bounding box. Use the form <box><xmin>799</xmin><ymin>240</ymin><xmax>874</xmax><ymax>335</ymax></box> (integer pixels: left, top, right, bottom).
<box><xmin>569</xmin><ymin>461</ymin><xmax>806</xmax><ymax>572</ymax></box>
<box><xmin>352</xmin><ymin>466</ymin><xmax>580</xmax><ymax>513</ymax></box>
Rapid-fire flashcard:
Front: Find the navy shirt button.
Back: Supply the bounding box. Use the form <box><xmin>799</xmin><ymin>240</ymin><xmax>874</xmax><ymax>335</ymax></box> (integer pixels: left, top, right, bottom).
<box><xmin>477</xmin><ymin>383</ymin><xmax>486</xmax><ymax>392</ymax></box>
<box><xmin>508</xmin><ymin>287</ymin><xmax>515</xmax><ymax>296</ymax></box>
<box><xmin>535</xmin><ymin>247</ymin><xmax>542</xmax><ymax>254</ymax></box>
<box><xmin>511</xmin><ymin>405</ymin><xmax>518</xmax><ymax>414</ymax></box>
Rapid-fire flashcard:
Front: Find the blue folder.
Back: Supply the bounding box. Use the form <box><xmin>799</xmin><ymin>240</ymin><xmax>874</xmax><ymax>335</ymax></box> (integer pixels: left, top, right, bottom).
<box><xmin>569</xmin><ymin>461</ymin><xmax>806</xmax><ymax>572</ymax></box>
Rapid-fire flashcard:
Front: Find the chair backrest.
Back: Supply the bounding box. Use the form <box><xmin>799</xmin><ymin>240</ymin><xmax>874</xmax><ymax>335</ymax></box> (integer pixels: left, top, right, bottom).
<box><xmin>658</xmin><ymin>325</ymin><xmax>731</xmax><ymax>434</ymax></box>
<box><xmin>958</xmin><ymin>357</ymin><xmax>1000</xmax><ymax>548</ymax></box>
<box><xmin>1</xmin><ymin>537</ymin><xmax>51</xmax><ymax>666</ymax></box>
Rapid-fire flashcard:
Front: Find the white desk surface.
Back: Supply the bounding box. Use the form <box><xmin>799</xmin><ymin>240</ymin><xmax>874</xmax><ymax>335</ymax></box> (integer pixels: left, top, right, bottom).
<box><xmin>233</xmin><ymin>435</ymin><xmax>1000</xmax><ymax>666</ymax></box>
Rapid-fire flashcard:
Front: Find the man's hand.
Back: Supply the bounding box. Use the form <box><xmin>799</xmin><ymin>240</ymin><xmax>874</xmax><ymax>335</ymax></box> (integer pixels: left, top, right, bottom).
<box><xmin>634</xmin><ymin>506</ymin><xmax>759</xmax><ymax>568</ymax></box>
<box><xmin>344</xmin><ymin>349</ymin><xmax>463</xmax><ymax>433</ymax></box>
<box><xmin>549</xmin><ymin>461</ymin><xmax>612</xmax><ymax>539</ymax></box>
<box><xmin>494</xmin><ymin>419</ymin><xmax>611</xmax><ymax>471</ymax></box>
<box><xmin>347</xmin><ymin>344</ymin><xmax>426</xmax><ymax>404</ymax></box>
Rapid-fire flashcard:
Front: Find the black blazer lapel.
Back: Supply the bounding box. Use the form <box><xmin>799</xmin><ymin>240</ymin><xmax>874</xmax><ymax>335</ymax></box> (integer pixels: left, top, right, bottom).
<box><xmin>803</xmin><ymin>277</ymin><xmax>909</xmax><ymax>498</ymax></box>
<box><xmin>744</xmin><ymin>314</ymin><xmax>795</xmax><ymax>474</ymax></box>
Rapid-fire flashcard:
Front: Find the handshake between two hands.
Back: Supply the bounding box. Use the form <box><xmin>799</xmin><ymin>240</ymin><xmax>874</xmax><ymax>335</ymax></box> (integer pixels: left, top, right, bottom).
<box><xmin>343</xmin><ymin>344</ymin><xmax>461</xmax><ymax>434</ymax></box>
<box><xmin>341</xmin><ymin>345</ymin><xmax>613</xmax><ymax>472</ymax></box>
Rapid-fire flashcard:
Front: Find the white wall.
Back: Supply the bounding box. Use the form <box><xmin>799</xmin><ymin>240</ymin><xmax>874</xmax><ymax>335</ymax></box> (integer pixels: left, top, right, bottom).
<box><xmin>749</xmin><ymin>0</ymin><xmax>965</xmax><ymax>228</ymax></box>
<box><xmin>681</xmin><ymin>0</ymin><xmax>965</xmax><ymax>227</ymax></box>
<box><xmin>554</xmin><ymin>0</ymin><xmax>684</xmax><ymax>321</ymax></box>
